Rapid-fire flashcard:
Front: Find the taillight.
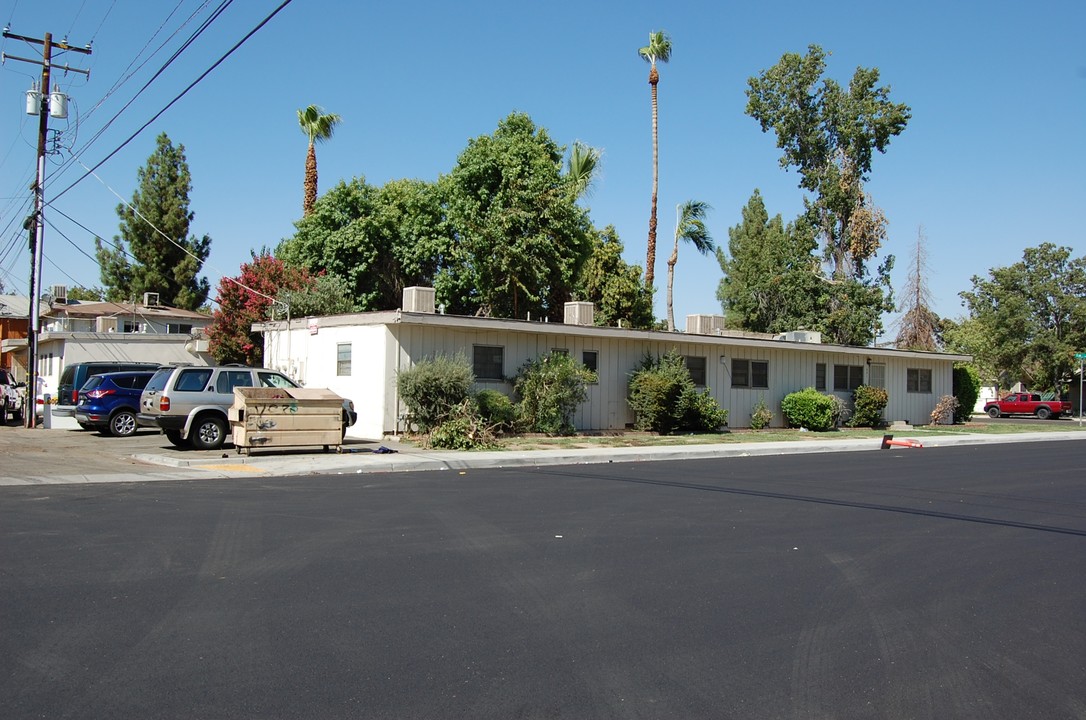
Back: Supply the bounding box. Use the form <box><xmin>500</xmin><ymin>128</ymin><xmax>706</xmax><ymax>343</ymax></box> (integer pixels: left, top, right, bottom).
<box><xmin>159</xmin><ymin>396</ymin><xmax>171</xmax><ymax>411</ymax></box>
<box><xmin>70</xmin><ymin>390</ymin><xmax>79</xmax><ymax>403</ymax></box>
<box><xmin>87</xmin><ymin>389</ymin><xmax>115</xmax><ymax>399</ymax></box>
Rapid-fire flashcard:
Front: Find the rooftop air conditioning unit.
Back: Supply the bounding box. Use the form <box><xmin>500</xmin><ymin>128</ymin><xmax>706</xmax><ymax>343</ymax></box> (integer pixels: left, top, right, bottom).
<box><xmin>402</xmin><ymin>286</ymin><xmax>435</xmax><ymax>314</ymax></box>
<box><xmin>95</xmin><ymin>316</ymin><xmax>119</xmax><ymax>333</ymax></box>
<box><xmin>50</xmin><ymin>284</ymin><xmax>67</xmax><ymax>304</ymax></box>
<box><xmin>776</xmin><ymin>330</ymin><xmax>822</xmax><ymax>344</ymax></box>
<box><xmin>143</xmin><ymin>292</ymin><xmax>160</xmax><ymax>307</ymax></box>
<box><xmin>564</xmin><ymin>301</ymin><xmax>595</xmax><ymax>326</ymax></box>
<box><xmin>685</xmin><ymin>314</ymin><xmax>725</xmax><ymax>335</ymax></box>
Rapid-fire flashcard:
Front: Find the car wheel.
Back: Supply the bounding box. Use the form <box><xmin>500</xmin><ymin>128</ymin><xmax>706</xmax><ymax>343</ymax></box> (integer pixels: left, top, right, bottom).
<box><xmin>1036</xmin><ymin>407</ymin><xmax>1051</xmax><ymax>420</ymax></box>
<box><xmin>109</xmin><ymin>410</ymin><xmax>138</xmax><ymax>437</ymax></box>
<box><xmin>165</xmin><ymin>429</ymin><xmax>189</xmax><ymax>448</ymax></box>
<box><xmin>986</xmin><ymin>407</ymin><xmax>1000</xmax><ymax>419</ymax></box>
<box><xmin>191</xmin><ymin>415</ymin><xmax>228</xmax><ymax>451</ymax></box>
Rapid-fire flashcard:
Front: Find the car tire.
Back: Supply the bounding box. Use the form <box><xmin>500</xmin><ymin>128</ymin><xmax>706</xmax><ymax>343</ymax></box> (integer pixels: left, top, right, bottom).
<box><xmin>986</xmin><ymin>407</ymin><xmax>1001</xmax><ymax>418</ymax></box>
<box><xmin>0</xmin><ymin>403</ymin><xmax>6</xmax><ymax>425</ymax></box>
<box><xmin>165</xmin><ymin>429</ymin><xmax>189</xmax><ymax>448</ymax></box>
<box><xmin>1036</xmin><ymin>407</ymin><xmax>1051</xmax><ymax>420</ymax></box>
<box><xmin>109</xmin><ymin>410</ymin><xmax>139</xmax><ymax>437</ymax></box>
<box><xmin>191</xmin><ymin>415</ymin><xmax>228</xmax><ymax>451</ymax></box>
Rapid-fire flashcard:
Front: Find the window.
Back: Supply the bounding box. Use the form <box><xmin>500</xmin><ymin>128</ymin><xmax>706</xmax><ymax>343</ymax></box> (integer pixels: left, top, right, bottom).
<box><xmin>907</xmin><ymin>368</ymin><xmax>932</xmax><ymax>393</ymax></box>
<box><xmin>731</xmin><ymin>359</ymin><xmax>769</xmax><ymax>388</ymax></box>
<box><xmin>258</xmin><ymin>372</ymin><xmax>297</xmax><ymax>389</ymax></box>
<box><xmin>868</xmin><ymin>362</ymin><xmax>886</xmax><ymax>389</ymax></box>
<box><xmin>473</xmin><ymin>345</ymin><xmax>504</xmax><ymax>380</ymax></box>
<box><xmin>833</xmin><ymin>365</ymin><xmax>864</xmax><ymax>392</ymax></box>
<box><xmin>122</xmin><ymin>321</ymin><xmax>142</xmax><ymax>333</ymax></box>
<box><xmin>176</xmin><ymin>369</ymin><xmax>213</xmax><ymax>392</ymax></box>
<box><xmin>684</xmin><ymin>356</ymin><xmax>707</xmax><ymax>386</ymax></box>
<box><xmin>337</xmin><ymin>343</ymin><xmax>352</xmax><ymax>376</ymax></box>
<box><xmin>582</xmin><ymin>351</ymin><xmax>598</xmax><ymax>374</ymax></box>
<box><xmin>166</xmin><ymin>323</ymin><xmax>193</xmax><ymax>334</ymax></box>
<box><xmin>215</xmin><ymin>370</ymin><xmax>254</xmax><ymax>394</ymax></box>
<box><xmin>815</xmin><ymin>363</ymin><xmax>826</xmax><ymax>391</ymax></box>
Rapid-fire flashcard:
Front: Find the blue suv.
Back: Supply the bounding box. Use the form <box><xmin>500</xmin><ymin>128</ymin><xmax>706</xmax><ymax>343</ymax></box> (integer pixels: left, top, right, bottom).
<box><xmin>73</xmin><ymin>371</ymin><xmax>157</xmax><ymax>437</ymax></box>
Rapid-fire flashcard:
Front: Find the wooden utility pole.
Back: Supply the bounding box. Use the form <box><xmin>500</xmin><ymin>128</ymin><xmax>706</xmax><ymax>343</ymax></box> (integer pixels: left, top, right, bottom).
<box><xmin>2</xmin><ymin>30</ymin><xmax>90</xmax><ymax>426</ymax></box>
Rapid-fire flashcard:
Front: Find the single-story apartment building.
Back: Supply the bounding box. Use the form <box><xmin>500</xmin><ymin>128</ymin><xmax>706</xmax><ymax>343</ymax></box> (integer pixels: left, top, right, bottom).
<box><xmin>259</xmin><ymin>287</ymin><xmax>971</xmax><ymax>440</ymax></box>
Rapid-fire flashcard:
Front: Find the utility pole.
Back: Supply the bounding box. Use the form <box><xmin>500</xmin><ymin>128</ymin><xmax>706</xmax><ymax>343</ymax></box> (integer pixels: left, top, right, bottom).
<box><xmin>2</xmin><ymin>30</ymin><xmax>90</xmax><ymax>426</ymax></box>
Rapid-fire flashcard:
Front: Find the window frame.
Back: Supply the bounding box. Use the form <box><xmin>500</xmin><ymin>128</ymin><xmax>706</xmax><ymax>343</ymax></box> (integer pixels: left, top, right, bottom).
<box><xmin>833</xmin><ymin>364</ymin><xmax>864</xmax><ymax>392</ymax></box>
<box><xmin>906</xmin><ymin>368</ymin><xmax>933</xmax><ymax>394</ymax></box>
<box><xmin>336</xmin><ymin>342</ymin><xmax>352</xmax><ymax>377</ymax></box>
<box><xmin>815</xmin><ymin>363</ymin><xmax>826</xmax><ymax>391</ymax></box>
<box><xmin>731</xmin><ymin>358</ymin><xmax>769</xmax><ymax>389</ymax></box>
<box><xmin>473</xmin><ymin>345</ymin><xmax>505</xmax><ymax>381</ymax></box>
<box><xmin>684</xmin><ymin>355</ymin><xmax>708</xmax><ymax>387</ymax></box>
<box><xmin>582</xmin><ymin>350</ymin><xmax>598</xmax><ymax>379</ymax></box>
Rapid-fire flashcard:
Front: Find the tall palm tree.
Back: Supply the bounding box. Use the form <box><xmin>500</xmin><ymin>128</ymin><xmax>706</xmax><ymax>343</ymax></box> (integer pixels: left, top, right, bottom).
<box><xmin>638</xmin><ymin>30</ymin><xmax>672</xmax><ymax>289</ymax></box>
<box><xmin>298</xmin><ymin>105</ymin><xmax>341</xmax><ymax>217</ymax></box>
<box><xmin>667</xmin><ymin>200</ymin><xmax>713</xmax><ymax>332</ymax></box>
<box><xmin>566</xmin><ymin>141</ymin><xmax>602</xmax><ymax>200</ymax></box>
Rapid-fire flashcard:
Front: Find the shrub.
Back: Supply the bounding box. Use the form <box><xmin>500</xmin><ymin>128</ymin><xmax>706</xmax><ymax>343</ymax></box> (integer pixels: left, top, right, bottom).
<box><xmin>627</xmin><ymin>351</ymin><xmax>727</xmax><ymax>434</ymax></box>
<box><xmin>780</xmin><ymin>387</ymin><xmax>837</xmax><ymax>431</ymax></box>
<box><xmin>850</xmin><ymin>385</ymin><xmax>889</xmax><ymax>427</ymax></box>
<box><xmin>749</xmin><ymin>397</ymin><xmax>773</xmax><ymax>430</ymax></box>
<box><xmin>930</xmin><ymin>395</ymin><xmax>959</xmax><ymax>425</ymax></box>
<box><xmin>396</xmin><ymin>354</ymin><xmax>474</xmax><ymax>432</ymax></box>
<box><xmin>428</xmin><ymin>399</ymin><xmax>499</xmax><ymax>450</ymax></box>
<box><xmin>475</xmin><ymin>389</ymin><xmax>515</xmax><ymax>431</ymax></box>
<box><xmin>513</xmin><ymin>352</ymin><xmax>597</xmax><ymax>435</ymax></box>
<box><xmin>952</xmin><ymin>364</ymin><xmax>980</xmax><ymax>423</ymax></box>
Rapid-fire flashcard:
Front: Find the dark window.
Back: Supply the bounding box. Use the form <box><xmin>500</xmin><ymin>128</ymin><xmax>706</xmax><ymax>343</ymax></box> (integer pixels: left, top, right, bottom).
<box><xmin>473</xmin><ymin>346</ymin><xmax>504</xmax><ymax>380</ymax></box>
<box><xmin>175</xmin><ymin>369</ymin><xmax>213</xmax><ymax>392</ymax></box>
<box><xmin>834</xmin><ymin>365</ymin><xmax>864</xmax><ymax>392</ymax></box>
<box><xmin>257</xmin><ymin>372</ymin><xmax>297</xmax><ymax>389</ymax></box>
<box><xmin>337</xmin><ymin>343</ymin><xmax>352</xmax><ymax>376</ymax></box>
<box><xmin>684</xmin><ymin>356</ymin><xmax>707</xmax><ymax>386</ymax></box>
<box><xmin>732</xmin><ymin>359</ymin><xmax>768</xmax><ymax>388</ymax></box>
<box><xmin>122</xmin><ymin>321</ymin><xmax>141</xmax><ymax>333</ymax></box>
<box><xmin>906</xmin><ymin>368</ymin><xmax>932</xmax><ymax>393</ymax></box>
<box><xmin>215</xmin><ymin>370</ymin><xmax>254</xmax><ymax>394</ymax></box>
<box><xmin>167</xmin><ymin>323</ymin><xmax>193</xmax><ymax>334</ymax></box>
<box><xmin>815</xmin><ymin>363</ymin><xmax>826</xmax><ymax>391</ymax></box>
<box><xmin>582</xmin><ymin>351</ymin><xmax>598</xmax><ymax>374</ymax></box>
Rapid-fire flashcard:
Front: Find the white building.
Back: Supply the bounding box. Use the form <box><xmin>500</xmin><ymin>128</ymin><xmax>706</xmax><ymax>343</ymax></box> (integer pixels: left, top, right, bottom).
<box><xmin>260</xmin><ymin>287</ymin><xmax>971</xmax><ymax>440</ymax></box>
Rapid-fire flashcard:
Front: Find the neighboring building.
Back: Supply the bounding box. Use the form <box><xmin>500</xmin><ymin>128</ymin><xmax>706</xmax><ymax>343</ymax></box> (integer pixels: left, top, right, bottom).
<box><xmin>1</xmin><ymin>291</ymin><xmax>214</xmax><ymax>399</ymax></box>
<box><xmin>259</xmin><ymin>287</ymin><xmax>971</xmax><ymax>440</ymax></box>
<box><xmin>0</xmin><ymin>295</ymin><xmax>30</xmax><ymax>380</ymax></box>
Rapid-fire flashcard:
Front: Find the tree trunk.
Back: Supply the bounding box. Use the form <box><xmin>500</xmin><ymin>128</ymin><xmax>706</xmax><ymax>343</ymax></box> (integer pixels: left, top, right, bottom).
<box><xmin>303</xmin><ymin>141</ymin><xmax>318</xmax><ymax>216</ymax></box>
<box><xmin>666</xmin><ymin>240</ymin><xmax>678</xmax><ymax>331</ymax></box>
<box><xmin>645</xmin><ymin>66</ymin><xmax>660</xmax><ymax>289</ymax></box>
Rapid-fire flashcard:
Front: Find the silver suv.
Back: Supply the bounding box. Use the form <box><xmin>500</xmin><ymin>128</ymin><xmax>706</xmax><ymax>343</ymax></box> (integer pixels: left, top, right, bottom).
<box><xmin>137</xmin><ymin>365</ymin><xmax>357</xmax><ymax>450</ymax></box>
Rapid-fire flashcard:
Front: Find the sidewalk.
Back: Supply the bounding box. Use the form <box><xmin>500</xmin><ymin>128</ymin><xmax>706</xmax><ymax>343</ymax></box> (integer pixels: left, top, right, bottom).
<box><xmin>3</xmin><ymin>420</ymin><xmax>1083</xmax><ymax>486</ymax></box>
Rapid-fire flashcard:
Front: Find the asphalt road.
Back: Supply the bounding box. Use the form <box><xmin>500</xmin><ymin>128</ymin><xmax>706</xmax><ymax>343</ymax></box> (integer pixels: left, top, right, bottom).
<box><xmin>1</xmin><ymin>442</ymin><xmax>1084</xmax><ymax>719</ymax></box>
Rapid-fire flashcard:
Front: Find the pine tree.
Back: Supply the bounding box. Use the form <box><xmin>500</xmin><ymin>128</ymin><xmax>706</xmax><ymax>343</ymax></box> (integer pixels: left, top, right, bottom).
<box><xmin>894</xmin><ymin>228</ymin><xmax>942</xmax><ymax>350</ymax></box>
<box><xmin>96</xmin><ymin>133</ymin><xmax>211</xmax><ymax>310</ymax></box>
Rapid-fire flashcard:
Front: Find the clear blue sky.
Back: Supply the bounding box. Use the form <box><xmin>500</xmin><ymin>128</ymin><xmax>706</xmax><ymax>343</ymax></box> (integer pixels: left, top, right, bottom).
<box><xmin>1</xmin><ymin>0</ymin><xmax>1083</xmax><ymax>336</ymax></box>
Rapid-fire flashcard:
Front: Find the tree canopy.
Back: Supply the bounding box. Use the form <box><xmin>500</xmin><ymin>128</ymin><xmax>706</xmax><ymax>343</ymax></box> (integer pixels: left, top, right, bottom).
<box><xmin>574</xmin><ymin>225</ymin><xmax>655</xmax><ymax>329</ymax></box>
<box><xmin>440</xmin><ymin>112</ymin><xmax>593</xmax><ymax>319</ymax></box>
<box><xmin>96</xmin><ymin>133</ymin><xmax>210</xmax><ymax>310</ymax></box>
<box><xmin>951</xmin><ymin>243</ymin><xmax>1086</xmax><ymax>393</ymax></box>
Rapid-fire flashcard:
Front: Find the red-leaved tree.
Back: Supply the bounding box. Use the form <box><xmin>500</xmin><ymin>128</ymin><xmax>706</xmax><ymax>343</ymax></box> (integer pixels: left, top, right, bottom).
<box><xmin>207</xmin><ymin>252</ymin><xmax>312</xmax><ymax>366</ymax></box>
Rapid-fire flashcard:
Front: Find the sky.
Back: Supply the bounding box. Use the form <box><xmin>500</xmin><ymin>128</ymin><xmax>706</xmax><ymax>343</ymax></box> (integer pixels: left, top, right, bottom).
<box><xmin>1</xmin><ymin>0</ymin><xmax>1083</xmax><ymax>338</ymax></box>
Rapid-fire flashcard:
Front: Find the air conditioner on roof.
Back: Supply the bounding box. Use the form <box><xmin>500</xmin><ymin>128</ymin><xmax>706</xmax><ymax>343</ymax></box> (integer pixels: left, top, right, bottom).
<box><xmin>50</xmin><ymin>284</ymin><xmax>67</xmax><ymax>304</ymax></box>
<box><xmin>143</xmin><ymin>292</ymin><xmax>160</xmax><ymax>307</ymax></box>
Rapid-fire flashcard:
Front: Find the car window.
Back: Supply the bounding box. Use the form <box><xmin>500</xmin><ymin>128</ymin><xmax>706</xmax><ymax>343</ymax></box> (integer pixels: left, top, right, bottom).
<box><xmin>130</xmin><ymin>374</ymin><xmax>154</xmax><ymax>390</ymax></box>
<box><xmin>216</xmin><ymin>370</ymin><xmax>255</xmax><ymax>394</ymax></box>
<box><xmin>144</xmin><ymin>368</ymin><xmax>174</xmax><ymax>393</ymax></box>
<box><xmin>258</xmin><ymin>372</ymin><xmax>299</xmax><ymax>389</ymax></box>
<box><xmin>175</xmin><ymin>369</ymin><xmax>213</xmax><ymax>392</ymax></box>
<box><xmin>82</xmin><ymin>376</ymin><xmax>104</xmax><ymax>392</ymax></box>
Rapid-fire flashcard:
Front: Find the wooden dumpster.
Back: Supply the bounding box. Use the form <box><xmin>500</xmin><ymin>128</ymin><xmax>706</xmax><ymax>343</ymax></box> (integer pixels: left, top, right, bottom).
<box><xmin>230</xmin><ymin>387</ymin><xmax>343</xmax><ymax>455</ymax></box>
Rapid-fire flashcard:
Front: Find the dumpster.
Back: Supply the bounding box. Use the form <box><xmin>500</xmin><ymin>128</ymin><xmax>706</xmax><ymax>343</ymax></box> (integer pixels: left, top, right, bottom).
<box><xmin>230</xmin><ymin>387</ymin><xmax>344</xmax><ymax>455</ymax></box>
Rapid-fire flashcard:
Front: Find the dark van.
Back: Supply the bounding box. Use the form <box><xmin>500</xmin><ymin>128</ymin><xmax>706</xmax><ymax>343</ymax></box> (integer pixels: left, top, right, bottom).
<box><xmin>54</xmin><ymin>361</ymin><xmax>161</xmax><ymax>420</ymax></box>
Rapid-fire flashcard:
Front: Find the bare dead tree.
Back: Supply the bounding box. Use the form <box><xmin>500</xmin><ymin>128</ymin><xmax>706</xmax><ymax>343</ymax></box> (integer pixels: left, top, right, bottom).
<box><xmin>894</xmin><ymin>227</ymin><xmax>942</xmax><ymax>350</ymax></box>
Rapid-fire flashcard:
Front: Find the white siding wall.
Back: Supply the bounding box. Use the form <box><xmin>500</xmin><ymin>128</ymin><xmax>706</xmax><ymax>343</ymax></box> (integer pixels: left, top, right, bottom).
<box><xmin>263</xmin><ymin>318</ymin><xmax>961</xmax><ymax>435</ymax></box>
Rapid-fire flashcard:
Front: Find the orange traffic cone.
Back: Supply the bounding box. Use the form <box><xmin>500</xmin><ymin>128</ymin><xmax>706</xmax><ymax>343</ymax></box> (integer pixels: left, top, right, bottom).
<box><xmin>881</xmin><ymin>434</ymin><xmax>923</xmax><ymax>449</ymax></box>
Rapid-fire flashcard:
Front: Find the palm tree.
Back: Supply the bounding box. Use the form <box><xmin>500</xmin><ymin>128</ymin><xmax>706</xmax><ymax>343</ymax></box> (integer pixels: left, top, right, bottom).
<box><xmin>638</xmin><ymin>30</ymin><xmax>672</xmax><ymax>289</ymax></box>
<box><xmin>298</xmin><ymin>105</ymin><xmax>342</xmax><ymax>217</ymax></box>
<box><xmin>566</xmin><ymin>141</ymin><xmax>602</xmax><ymax>200</ymax></box>
<box><xmin>667</xmin><ymin>200</ymin><xmax>713</xmax><ymax>332</ymax></box>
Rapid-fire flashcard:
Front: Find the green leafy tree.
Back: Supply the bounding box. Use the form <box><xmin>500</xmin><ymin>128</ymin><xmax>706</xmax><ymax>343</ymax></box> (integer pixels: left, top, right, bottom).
<box><xmin>206</xmin><ymin>251</ymin><xmax>311</xmax><ymax>366</ymax></box>
<box><xmin>396</xmin><ymin>354</ymin><xmax>475</xmax><ymax>433</ymax></box>
<box><xmin>746</xmin><ymin>45</ymin><xmax>908</xmax><ymax>344</ymax></box>
<box><xmin>957</xmin><ymin>243</ymin><xmax>1086</xmax><ymax>393</ymax></box>
<box><xmin>574</xmin><ymin>225</ymin><xmax>655</xmax><ymax>329</ymax></box>
<box><xmin>277</xmin><ymin>177</ymin><xmax>449</xmax><ymax>311</ymax></box>
<box><xmin>627</xmin><ymin>351</ymin><xmax>727</xmax><ymax>434</ymax></box>
<box><xmin>96</xmin><ymin>133</ymin><xmax>210</xmax><ymax>310</ymax></box>
<box><xmin>666</xmin><ymin>200</ymin><xmax>713</xmax><ymax>332</ymax></box>
<box><xmin>638</xmin><ymin>30</ymin><xmax>672</xmax><ymax>289</ymax></box>
<box><xmin>277</xmin><ymin>273</ymin><xmax>359</xmax><ymax>317</ymax></box>
<box><xmin>298</xmin><ymin>105</ymin><xmax>341</xmax><ymax>217</ymax></box>
<box><xmin>716</xmin><ymin>190</ymin><xmax>822</xmax><ymax>333</ymax></box>
<box><xmin>441</xmin><ymin>112</ymin><xmax>593</xmax><ymax>319</ymax></box>
<box><xmin>513</xmin><ymin>352</ymin><xmax>597</xmax><ymax>435</ymax></box>
<box><xmin>566</xmin><ymin>141</ymin><xmax>602</xmax><ymax>200</ymax></box>
<box><xmin>65</xmin><ymin>286</ymin><xmax>105</xmax><ymax>302</ymax></box>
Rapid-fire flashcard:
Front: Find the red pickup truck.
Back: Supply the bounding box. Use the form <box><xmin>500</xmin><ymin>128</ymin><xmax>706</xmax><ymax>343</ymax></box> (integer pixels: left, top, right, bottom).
<box><xmin>984</xmin><ymin>393</ymin><xmax>1071</xmax><ymax>420</ymax></box>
